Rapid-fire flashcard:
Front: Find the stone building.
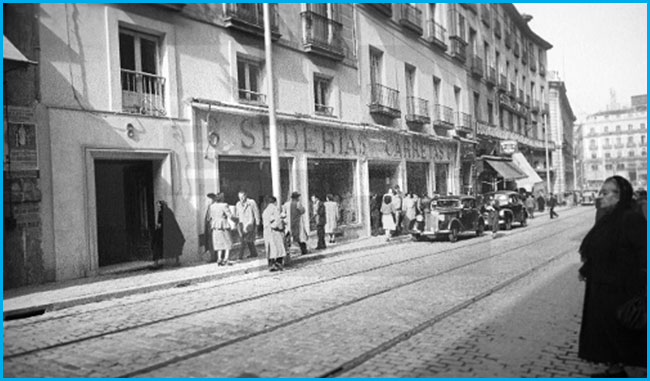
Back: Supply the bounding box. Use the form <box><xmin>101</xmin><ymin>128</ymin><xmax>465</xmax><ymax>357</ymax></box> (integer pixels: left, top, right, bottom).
<box><xmin>548</xmin><ymin>72</ymin><xmax>576</xmax><ymax>195</ymax></box>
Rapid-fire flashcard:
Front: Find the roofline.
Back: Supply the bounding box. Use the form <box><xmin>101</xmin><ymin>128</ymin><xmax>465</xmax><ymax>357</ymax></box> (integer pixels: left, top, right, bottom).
<box><xmin>502</xmin><ymin>4</ymin><xmax>553</xmax><ymax>50</ymax></box>
<box><xmin>549</xmin><ymin>81</ymin><xmax>576</xmax><ymax>121</ymax></box>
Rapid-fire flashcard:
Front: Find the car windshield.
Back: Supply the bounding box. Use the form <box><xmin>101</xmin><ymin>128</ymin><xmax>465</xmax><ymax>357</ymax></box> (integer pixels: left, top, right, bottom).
<box><xmin>495</xmin><ymin>194</ymin><xmax>510</xmax><ymax>204</ymax></box>
<box><xmin>435</xmin><ymin>199</ymin><xmax>460</xmax><ymax>208</ymax></box>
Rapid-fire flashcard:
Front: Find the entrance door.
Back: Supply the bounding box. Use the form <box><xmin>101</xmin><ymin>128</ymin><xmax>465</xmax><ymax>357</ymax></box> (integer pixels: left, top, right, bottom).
<box><xmin>368</xmin><ymin>162</ymin><xmax>400</xmax><ymax>197</ymax></box>
<box><xmin>96</xmin><ymin>160</ymin><xmax>155</xmax><ymax>267</ymax></box>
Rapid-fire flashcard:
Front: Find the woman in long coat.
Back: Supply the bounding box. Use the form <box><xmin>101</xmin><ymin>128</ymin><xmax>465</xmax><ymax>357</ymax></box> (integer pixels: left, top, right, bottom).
<box><xmin>578</xmin><ymin>176</ymin><xmax>646</xmax><ymax>377</ymax></box>
<box><xmin>380</xmin><ymin>193</ymin><xmax>396</xmax><ymax>241</ymax></box>
<box><xmin>283</xmin><ymin>192</ymin><xmax>309</xmax><ymax>255</ymax></box>
<box><xmin>207</xmin><ymin>193</ymin><xmax>233</xmax><ymax>266</ymax></box>
<box><xmin>262</xmin><ymin>196</ymin><xmax>286</xmax><ymax>271</ymax></box>
<box><xmin>324</xmin><ymin>194</ymin><xmax>339</xmax><ymax>244</ymax></box>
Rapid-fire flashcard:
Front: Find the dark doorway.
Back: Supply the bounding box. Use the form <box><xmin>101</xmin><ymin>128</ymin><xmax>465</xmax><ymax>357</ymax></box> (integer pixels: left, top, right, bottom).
<box><xmin>368</xmin><ymin>162</ymin><xmax>400</xmax><ymax>197</ymax></box>
<box><xmin>406</xmin><ymin>162</ymin><xmax>429</xmax><ymax>197</ymax></box>
<box><xmin>95</xmin><ymin>160</ymin><xmax>155</xmax><ymax>267</ymax></box>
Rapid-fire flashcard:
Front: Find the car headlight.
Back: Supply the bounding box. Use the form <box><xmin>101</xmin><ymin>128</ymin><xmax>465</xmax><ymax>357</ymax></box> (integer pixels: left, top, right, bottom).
<box><xmin>438</xmin><ymin>214</ymin><xmax>445</xmax><ymax>221</ymax></box>
<box><xmin>415</xmin><ymin>215</ymin><xmax>424</xmax><ymax>222</ymax></box>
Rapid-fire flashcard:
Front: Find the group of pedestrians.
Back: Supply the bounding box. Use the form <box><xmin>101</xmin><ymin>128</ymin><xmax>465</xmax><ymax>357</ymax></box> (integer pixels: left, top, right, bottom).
<box><xmin>204</xmin><ymin>190</ymin><xmax>339</xmax><ymax>272</ymax></box>
<box><xmin>374</xmin><ymin>185</ymin><xmax>422</xmax><ymax>241</ymax></box>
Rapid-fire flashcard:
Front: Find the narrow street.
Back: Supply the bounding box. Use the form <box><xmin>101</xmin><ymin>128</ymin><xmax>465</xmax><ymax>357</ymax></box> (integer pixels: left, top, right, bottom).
<box><xmin>4</xmin><ymin>207</ymin><xmax>603</xmax><ymax>378</ymax></box>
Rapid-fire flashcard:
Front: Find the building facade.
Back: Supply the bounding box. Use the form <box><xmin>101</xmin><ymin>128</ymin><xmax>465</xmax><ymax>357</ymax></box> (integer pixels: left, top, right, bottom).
<box><xmin>580</xmin><ymin>95</ymin><xmax>647</xmax><ymax>190</ymax></box>
<box><xmin>4</xmin><ymin>3</ymin><xmax>554</xmax><ymax>287</ymax></box>
<box><xmin>548</xmin><ymin>72</ymin><xmax>576</xmax><ymax>196</ymax></box>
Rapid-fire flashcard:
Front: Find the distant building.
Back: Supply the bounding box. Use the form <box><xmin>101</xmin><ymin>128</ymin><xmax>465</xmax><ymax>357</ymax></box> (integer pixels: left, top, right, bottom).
<box><xmin>548</xmin><ymin>74</ymin><xmax>576</xmax><ymax>195</ymax></box>
<box><xmin>580</xmin><ymin>95</ymin><xmax>647</xmax><ymax>190</ymax></box>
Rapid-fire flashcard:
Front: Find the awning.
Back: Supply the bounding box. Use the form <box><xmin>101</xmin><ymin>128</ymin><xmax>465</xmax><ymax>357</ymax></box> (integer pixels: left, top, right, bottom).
<box><xmin>511</xmin><ymin>152</ymin><xmax>544</xmax><ymax>191</ymax></box>
<box><xmin>3</xmin><ymin>35</ymin><xmax>37</xmax><ymax>65</ymax></box>
<box><xmin>485</xmin><ymin>159</ymin><xmax>527</xmax><ymax>180</ymax></box>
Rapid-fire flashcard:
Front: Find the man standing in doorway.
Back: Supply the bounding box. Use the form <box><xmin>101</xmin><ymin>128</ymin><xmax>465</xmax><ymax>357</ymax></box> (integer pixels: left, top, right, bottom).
<box><xmin>548</xmin><ymin>193</ymin><xmax>559</xmax><ymax>219</ymax></box>
<box><xmin>392</xmin><ymin>185</ymin><xmax>403</xmax><ymax>235</ymax></box>
<box><xmin>284</xmin><ymin>192</ymin><xmax>309</xmax><ymax>255</ymax></box>
<box><xmin>311</xmin><ymin>194</ymin><xmax>327</xmax><ymax>250</ymax></box>
<box><xmin>235</xmin><ymin>191</ymin><xmax>260</xmax><ymax>260</ymax></box>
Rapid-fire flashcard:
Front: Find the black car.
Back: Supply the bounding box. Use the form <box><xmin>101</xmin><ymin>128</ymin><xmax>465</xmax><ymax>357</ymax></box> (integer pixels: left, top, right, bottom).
<box><xmin>483</xmin><ymin>191</ymin><xmax>528</xmax><ymax>230</ymax></box>
<box><xmin>412</xmin><ymin>195</ymin><xmax>485</xmax><ymax>242</ymax></box>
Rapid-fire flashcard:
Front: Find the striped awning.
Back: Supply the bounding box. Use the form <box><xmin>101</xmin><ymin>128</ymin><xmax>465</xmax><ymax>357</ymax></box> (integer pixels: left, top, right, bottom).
<box><xmin>484</xmin><ymin>159</ymin><xmax>527</xmax><ymax>180</ymax></box>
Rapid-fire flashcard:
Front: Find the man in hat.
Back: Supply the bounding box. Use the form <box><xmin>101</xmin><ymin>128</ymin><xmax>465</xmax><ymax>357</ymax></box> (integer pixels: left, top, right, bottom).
<box><xmin>235</xmin><ymin>191</ymin><xmax>260</xmax><ymax>260</ymax></box>
<box><xmin>283</xmin><ymin>192</ymin><xmax>308</xmax><ymax>255</ymax></box>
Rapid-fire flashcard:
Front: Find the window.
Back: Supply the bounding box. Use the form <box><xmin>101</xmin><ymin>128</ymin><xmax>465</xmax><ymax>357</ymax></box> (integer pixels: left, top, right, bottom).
<box><xmin>119</xmin><ymin>28</ymin><xmax>165</xmax><ymax>115</ymax></box>
<box><xmin>314</xmin><ymin>74</ymin><xmax>332</xmax><ymax>115</ymax></box>
<box><xmin>237</xmin><ymin>56</ymin><xmax>264</xmax><ymax>103</ymax></box>
<box><xmin>589</xmin><ymin>139</ymin><xmax>596</xmax><ymax>147</ymax></box>
<box><xmin>591</xmin><ymin>153</ymin><xmax>597</xmax><ymax>159</ymax></box>
<box><xmin>628</xmin><ymin>124</ymin><xmax>633</xmax><ymax>131</ymax></box>
<box><xmin>642</xmin><ymin>123</ymin><xmax>646</xmax><ymax>130</ymax></box>
<box><xmin>605</xmin><ymin>137</ymin><xmax>610</xmax><ymax>144</ymax></box>
<box><xmin>617</xmin><ymin>151</ymin><xmax>622</xmax><ymax>157</ymax></box>
<box><xmin>369</xmin><ymin>47</ymin><xmax>383</xmax><ymax>86</ymax></box>
<box><xmin>617</xmin><ymin>163</ymin><xmax>625</xmax><ymax>170</ymax></box>
<box><xmin>629</xmin><ymin>151</ymin><xmax>635</xmax><ymax>157</ymax></box>
<box><xmin>605</xmin><ymin>164</ymin><xmax>613</xmax><ymax>170</ymax></box>
<box><xmin>405</xmin><ymin>64</ymin><xmax>416</xmax><ymax>98</ymax></box>
<box><xmin>616</xmin><ymin>125</ymin><xmax>621</xmax><ymax>132</ymax></box>
<box><xmin>590</xmin><ymin>127</ymin><xmax>595</xmax><ymax>134</ymax></box>
<box><xmin>628</xmin><ymin>136</ymin><xmax>634</xmax><ymax>142</ymax></box>
<box><xmin>487</xmin><ymin>102</ymin><xmax>494</xmax><ymax>125</ymax></box>
<box><xmin>643</xmin><ymin>149</ymin><xmax>647</xmax><ymax>156</ymax></box>
<box><xmin>605</xmin><ymin>153</ymin><xmax>611</xmax><ymax>159</ymax></box>
<box><xmin>604</xmin><ymin>126</ymin><xmax>609</xmax><ymax>133</ymax></box>
<box><xmin>591</xmin><ymin>164</ymin><xmax>598</xmax><ymax>171</ymax></box>
<box><xmin>642</xmin><ymin>136</ymin><xmax>647</xmax><ymax>144</ymax></box>
<box><xmin>616</xmin><ymin>137</ymin><xmax>621</xmax><ymax>144</ymax></box>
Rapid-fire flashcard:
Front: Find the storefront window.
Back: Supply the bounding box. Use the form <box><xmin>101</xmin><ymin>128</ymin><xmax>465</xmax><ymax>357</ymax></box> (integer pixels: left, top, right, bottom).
<box><xmin>307</xmin><ymin>159</ymin><xmax>357</xmax><ymax>228</ymax></box>
<box><xmin>368</xmin><ymin>162</ymin><xmax>400</xmax><ymax>197</ymax></box>
<box><xmin>406</xmin><ymin>162</ymin><xmax>429</xmax><ymax>197</ymax></box>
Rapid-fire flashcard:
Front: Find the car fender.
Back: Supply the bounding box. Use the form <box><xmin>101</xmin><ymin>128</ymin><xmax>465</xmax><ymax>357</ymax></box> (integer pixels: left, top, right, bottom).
<box><xmin>449</xmin><ymin>218</ymin><xmax>463</xmax><ymax>231</ymax></box>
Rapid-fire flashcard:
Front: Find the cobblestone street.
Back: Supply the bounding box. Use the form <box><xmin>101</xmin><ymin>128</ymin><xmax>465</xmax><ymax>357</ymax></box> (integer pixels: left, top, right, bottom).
<box><xmin>3</xmin><ymin>207</ymin><xmax>611</xmax><ymax>377</ymax></box>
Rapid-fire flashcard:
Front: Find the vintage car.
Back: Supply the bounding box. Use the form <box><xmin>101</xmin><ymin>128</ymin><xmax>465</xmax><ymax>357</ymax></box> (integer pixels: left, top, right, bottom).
<box><xmin>482</xmin><ymin>191</ymin><xmax>528</xmax><ymax>230</ymax></box>
<box><xmin>411</xmin><ymin>195</ymin><xmax>485</xmax><ymax>242</ymax></box>
<box><xmin>581</xmin><ymin>189</ymin><xmax>598</xmax><ymax>206</ymax></box>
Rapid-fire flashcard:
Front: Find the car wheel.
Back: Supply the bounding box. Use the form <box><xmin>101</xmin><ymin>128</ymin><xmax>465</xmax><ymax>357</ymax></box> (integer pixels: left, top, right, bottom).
<box><xmin>449</xmin><ymin>226</ymin><xmax>459</xmax><ymax>243</ymax></box>
<box><xmin>476</xmin><ymin>219</ymin><xmax>484</xmax><ymax>236</ymax></box>
<box><xmin>413</xmin><ymin>234</ymin><xmax>424</xmax><ymax>242</ymax></box>
<box><xmin>505</xmin><ymin>218</ymin><xmax>512</xmax><ymax>231</ymax></box>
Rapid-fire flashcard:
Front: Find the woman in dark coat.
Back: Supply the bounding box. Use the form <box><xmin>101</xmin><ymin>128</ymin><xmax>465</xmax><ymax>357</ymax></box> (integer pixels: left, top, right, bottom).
<box><xmin>578</xmin><ymin>176</ymin><xmax>646</xmax><ymax>377</ymax></box>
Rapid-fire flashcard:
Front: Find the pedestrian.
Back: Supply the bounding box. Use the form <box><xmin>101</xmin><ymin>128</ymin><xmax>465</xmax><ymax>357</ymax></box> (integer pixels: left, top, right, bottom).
<box><xmin>311</xmin><ymin>194</ymin><xmax>327</xmax><ymax>250</ymax></box>
<box><xmin>525</xmin><ymin>193</ymin><xmax>536</xmax><ymax>219</ymax></box>
<box><xmin>485</xmin><ymin>197</ymin><xmax>500</xmax><ymax>238</ymax></box>
<box><xmin>152</xmin><ymin>200</ymin><xmax>186</xmax><ymax>265</ymax></box>
<box><xmin>548</xmin><ymin>193</ymin><xmax>559</xmax><ymax>219</ymax></box>
<box><xmin>324</xmin><ymin>194</ymin><xmax>339</xmax><ymax>244</ymax></box>
<box><xmin>369</xmin><ymin>193</ymin><xmax>381</xmax><ymax>236</ymax></box>
<box><xmin>577</xmin><ymin>176</ymin><xmax>647</xmax><ymax>377</ymax></box>
<box><xmin>207</xmin><ymin>192</ymin><xmax>234</xmax><ymax>266</ymax></box>
<box><xmin>537</xmin><ymin>193</ymin><xmax>546</xmax><ymax>212</ymax></box>
<box><xmin>402</xmin><ymin>193</ymin><xmax>417</xmax><ymax>232</ymax></box>
<box><xmin>392</xmin><ymin>185</ymin><xmax>404</xmax><ymax>235</ymax></box>
<box><xmin>235</xmin><ymin>191</ymin><xmax>260</xmax><ymax>260</ymax></box>
<box><xmin>283</xmin><ymin>192</ymin><xmax>308</xmax><ymax>255</ymax></box>
<box><xmin>380</xmin><ymin>192</ymin><xmax>396</xmax><ymax>241</ymax></box>
<box><xmin>204</xmin><ymin>193</ymin><xmax>217</xmax><ymax>263</ymax></box>
<box><xmin>262</xmin><ymin>195</ymin><xmax>287</xmax><ymax>272</ymax></box>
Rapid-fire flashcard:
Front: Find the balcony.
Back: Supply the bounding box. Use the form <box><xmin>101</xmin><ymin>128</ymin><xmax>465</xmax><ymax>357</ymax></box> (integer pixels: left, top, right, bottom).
<box><xmin>588</xmin><ymin>145</ymin><xmax>599</xmax><ymax>150</ymax></box>
<box><xmin>301</xmin><ymin>11</ymin><xmax>345</xmax><ymax>61</ymax></box>
<box><xmin>399</xmin><ymin>4</ymin><xmax>423</xmax><ymax>35</ymax></box>
<box><xmin>518</xmin><ymin>89</ymin><xmax>525</xmax><ymax>104</ymax></box>
<box><xmin>480</xmin><ymin>4</ymin><xmax>491</xmax><ymax>27</ymax></box>
<box><xmin>509</xmin><ymin>83</ymin><xmax>516</xmax><ymax>99</ymax></box>
<box><xmin>449</xmin><ymin>37</ymin><xmax>467</xmax><ymax>63</ymax></box>
<box><xmin>521</xmin><ymin>49</ymin><xmax>528</xmax><ymax>65</ymax></box>
<box><xmin>494</xmin><ymin>18</ymin><xmax>502</xmax><ymax>39</ymax></box>
<box><xmin>498</xmin><ymin>74</ymin><xmax>507</xmax><ymax>91</ymax></box>
<box><xmin>504</xmin><ymin>31</ymin><xmax>512</xmax><ymax>48</ymax></box>
<box><xmin>627</xmin><ymin>142</ymin><xmax>636</xmax><ymax>148</ymax></box>
<box><xmin>513</xmin><ymin>41</ymin><xmax>520</xmax><ymax>57</ymax></box>
<box><xmin>365</xmin><ymin>3</ymin><xmax>392</xmax><ymax>17</ymax></box>
<box><xmin>470</xmin><ymin>55</ymin><xmax>483</xmax><ymax>78</ymax></box>
<box><xmin>539</xmin><ymin>63</ymin><xmax>546</xmax><ymax>77</ymax></box>
<box><xmin>121</xmin><ymin>69</ymin><xmax>166</xmax><ymax>116</ymax></box>
<box><xmin>603</xmin><ymin>144</ymin><xmax>613</xmax><ymax>150</ymax></box>
<box><xmin>405</xmin><ymin>96</ymin><xmax>430</xmax><ymax>124</ymax></box>
<box><xmin>238</xmin><ymin>88</ymin><xmax>267</xmax><ymax>104</ymax></box>
<box><xmin>615</xmin><ymin>143</ymin><xmax>625</xmax><ymax>149</ymax></box>
<box><xmin>542</xmin><ymin>102</ymin><xmax>550</xmax><ymax>115</ymax></box>
<box><xmin>369</xmin><ymin>83</ymin><xmax>401</xmax><ymax>119</ymax></box>
<box><xmin>432</xmin><ymin>104</ymin><xmax>454</xmax><ymax>129</ymax></box>
<box><xmin>456</xmin><ymin>111</ymin><xmax>473</xmax><ymax>133</ymax></box>
<box><xmin>224</xmin><ymin>4</ymin><xmax>281</xmax><ymax>40</ymax></box>
<box><xmin>529</xmin><ymin>54</ymin><xmax>537</xmax><ymax>72</ymax></box>
<box><xmin>315</xmin><ymin>103</ymin><xmax>333</xmax><ymax>116</ymax></box>
<box><xmin>531</xmin><ymin>100</ymin><xmax>540</xmax><ymax>113</ymax></box>
<box><xmin>486</xmin><ymin>65</ymin><xmax>497</xmax><ymax>86</ymax></box>
<box><xmin>425</xmin><ymin>20</ymin><xmax>447</xmax><ymax>50</ymax></box>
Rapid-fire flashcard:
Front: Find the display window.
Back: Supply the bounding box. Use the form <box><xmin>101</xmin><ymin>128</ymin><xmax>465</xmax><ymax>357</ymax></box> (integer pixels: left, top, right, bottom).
<box><xmin>307</xmin><ymin>159</ymin><xmax>357</xmax><ymax>228</ymax></box>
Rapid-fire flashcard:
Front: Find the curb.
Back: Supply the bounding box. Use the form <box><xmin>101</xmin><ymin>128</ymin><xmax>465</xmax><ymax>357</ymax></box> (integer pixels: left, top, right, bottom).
<box><xmin>3</xmin><ymin>235</ymin><xmax>413</xmax><ymax>320</ymax></box>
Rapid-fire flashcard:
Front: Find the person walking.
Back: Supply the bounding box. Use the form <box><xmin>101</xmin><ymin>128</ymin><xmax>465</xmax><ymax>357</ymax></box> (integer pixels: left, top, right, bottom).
<box><xmin>577</xmin><ymin>176</ymin><xmax>647</xmax><ymax>377</ymax></box>
<box><xmin>391</xmin><ymin>185</ymin><xmax>403</xmax><ymax>235</ymax></box>
<box><xmin>324</xmin><ymin>194</ymin><xmax>339</xmax><ymax>244</ymax></box>
<box><xmin>235</xmin><ymin>191</ymin><xmax>260</xmax><ymax>260</ymax></box>
<box><xmin>369</xmin><ymin>194</ymin><xmax>381</xmax><ymax>236</ymax></box>
<box><xmin>207</xmin><ymin>192</ymin><xmax>234</xmax><ymax>266</ymax></box>
<box><xmin>537</xmin><ymin>193</ymin><xmax>546</xmax><ymax>212</ymax></box>
<box><xmin>380</xmin><ymin>192</ymin><xmax>396</xmax><ymax>241</ymax></box>
<box><xmin>262</xmin><ymin>195</ymin><xmax>287</xmax><ymax>272</ymax></box>
<box><xmin>402</xmin><ymin>193</ymin><xmax>417</xmax><ymax>232</ymax></box>
<box><xmin>152</xmin><ymin>200</ymin><xmax>185</xmax><ymax>266</ymax></box>
<box><xmin>548</xmin><ymin>193</ymin><xmax>559</xmax><ymax>219</ymax></box>
<box><xmin>485</xmin><ymin>197</ymin><xmax>500</xmax><ymax>239</ymax></box>
<box><xmin>204</xmin><ymin>193</ymin><xmax>218</xmax><ymax>262</ymax></box>
<box><xmin>283</xmin><ymin>192</ymin><xmax>309</xmax><ymax>255</ymax></box>
<box><xmin>525</xmin><ymin>193</ymin><xmax>536</xmax><ymax>219</ymax></box>
<box><xmin>311</xmin><ymin>194</ymin><xmax>327</xmax><ymax>250</ymax></box>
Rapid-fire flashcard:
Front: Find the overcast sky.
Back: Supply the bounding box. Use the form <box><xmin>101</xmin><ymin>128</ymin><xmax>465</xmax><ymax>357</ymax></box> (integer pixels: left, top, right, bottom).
<box><xmin>513</xmin><ymin>3</ymin><xmax>647</xmax><ymax>119</ymax></box>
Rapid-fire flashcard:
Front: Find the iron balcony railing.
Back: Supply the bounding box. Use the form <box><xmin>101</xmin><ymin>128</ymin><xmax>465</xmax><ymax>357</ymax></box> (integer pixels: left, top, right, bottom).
<box><xmin>589</xmin><ymin>144</ymin><xmax>599</xmax><ymax>150</ymax></box>
<box><xmin>509</xmin><ymin>83</ymin><xmax>516</xmax><ymax>98</ymax></box>
<box><xmin>494</xmin><ymin>18</ymin><xmax>502</xmax><ymax>38</ymax></box>
<box><xmin>456</xmin><ymin>111</ymin><xmax>473</xmax><ymax>131</ymax></box>
<box><xmin>499</xmin><ymin>74</ymin><xmax>508</xmax><ymax>90</ymax></box>
<box><xmin>432</xmin><ymin>104</ymin><xmax>454</xmax><ymax>127</ymax></box>
<box><xmin>470</xmin><ymin>55</ymin><xmax>483</xmax><ymax>78</ymax></box>
<box><xmin>302</xmin><ymin>11</ymin><xmax>344</xmax><ymax>60</ymax></box>
<box><xmin>369</xmin><ymin>83</ymin><xmax>401</xmax><ymax>117</ymax></box>
<box><xmin>121</xmin><ymin>69</ymin><xmax>166</xmax><ymax>116</ymax></box>
<box><xmin>315</xmin><ymin>103</ymin><xmax>333</xmax><ymax>116</ymax></box>
<box><xmin>426</xmin><ymin>20</ymin><xmax>446</xmax><ymax>48</ymax></box>
<box><xmin>614</xmin><ymin>143</ymin><xmax>625</xmax><ymax>148</ymax></box>
<box><xmin>399</xmin><ymin>3</ymin><xmax>423</xmax><ymax>34</ymax></box>
<box><xmin>539</xmin><ymin>63</ymin><xmax>546</xmax><ymax>76</ymax></box>
<box><xmin>406</xmin><ymin>96</ymin><xmax>430</xmax><ymax>123</ymax></box>
<box><xmin>486</xmin><ymin>65</ymin><xmax>497</xmax><ymax>85</ymax></box>
<box><xmin>603</xmin><ymin>144</ymin><xmax>613</xmax><ymax>149</ymax></box>
<box><xmin>518</xmin><ymin>89</ymin><xmax>525</xmax><ymax>103</ymax></box>
<box><xmin>238</xmin><ymin>88</ymin><xmax>267</xmax><ymax>104</ymax></box>
<box><xmin>365</xmin><ymin>3</ymin><xmax>392</xmax><ymax>17</ymax></box>
<box><xmin>224</xmin><ymin>3</ymin><xmax>280</xmax><ymax>36</ymax></box>
<box><xmin>450</xmin><ymin>38</ymin><xmax>467</xmax><ymax>62</ymax></box>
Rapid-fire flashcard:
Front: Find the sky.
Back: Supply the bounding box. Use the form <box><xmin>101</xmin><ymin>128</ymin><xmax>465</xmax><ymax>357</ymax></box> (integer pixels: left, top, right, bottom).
<box><xmin>513</xmin><ymin>3</ymin><xmax>647</xmax><ymax>120</ymax></box>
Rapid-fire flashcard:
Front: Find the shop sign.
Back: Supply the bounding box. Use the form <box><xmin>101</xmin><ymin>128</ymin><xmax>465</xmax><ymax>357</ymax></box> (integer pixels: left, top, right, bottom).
<box><xmin>199</xmin><ymin>111</ymin><xmax>454</xmax><ymax>162</ymax></box>
<box><xmin>500</xmin><ymin>140</ymin><xmax>518</xmax><ymax>155</ymax></box>
<box><xmin>5</xmin><ymin>106</ymin><xmax>38</xmax><ymax>171</ymax></box>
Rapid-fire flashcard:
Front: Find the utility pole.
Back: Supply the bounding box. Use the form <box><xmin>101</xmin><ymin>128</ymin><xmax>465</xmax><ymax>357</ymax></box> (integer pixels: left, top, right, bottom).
<box><xmin>264</xmin><ymin>4</ymin><xmax>281</xmax><ymax>201</ymax></box>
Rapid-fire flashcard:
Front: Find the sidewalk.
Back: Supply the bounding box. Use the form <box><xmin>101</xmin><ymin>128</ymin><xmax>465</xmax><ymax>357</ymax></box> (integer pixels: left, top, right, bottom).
<box><xmin>3</xmin><ymin>234</ymin><xmax>412</xmax><ymax>320</ymax></box>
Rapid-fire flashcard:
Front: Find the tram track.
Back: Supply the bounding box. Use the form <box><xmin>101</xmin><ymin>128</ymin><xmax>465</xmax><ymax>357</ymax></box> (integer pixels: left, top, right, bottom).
<box><xmin>3</xmin><ymin>208</ymin><xmax>591</xmax><ymax>367</ymax></box>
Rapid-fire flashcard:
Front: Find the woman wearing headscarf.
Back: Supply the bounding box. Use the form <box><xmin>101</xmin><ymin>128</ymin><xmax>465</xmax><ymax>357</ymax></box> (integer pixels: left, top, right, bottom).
<box><xmin>262</xmin><ymin>195</ymin><xmax>286</xmax><ymax>272</ymax></box>
<box><xmin>578</xmin><ymin>176</ymin><xmax>646</xmax><ymax>377</ymax></box>
<box><xmin>324</xmin><ymin>194</ymin><xmax>340</xmax><ymax>244</ymax></box>
<box><xmin>207</xmin><ymin>192</ymin><xmax>234</xmax><ymax>266</ymax></box>
<box><xmin>380</xmin><ymin>191</ymin><xmax>396</xmax><ymax>241</ymax></box>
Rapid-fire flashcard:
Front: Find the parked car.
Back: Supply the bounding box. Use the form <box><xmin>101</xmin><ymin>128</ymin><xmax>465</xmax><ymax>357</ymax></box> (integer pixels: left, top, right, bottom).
<box><xmin>411</xmin><ymin>195</ymin><xmax>485</xmax><ymax>242</ymax></box>
<box><xmin>482</xmin><ymin>191</ymin><xmax>528</xmax><ymax>230</ymax></box>
<box><xmin>581</xmin><ymin>190</ymin><xmax>598</xmax><ymax>205</ymax></box>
